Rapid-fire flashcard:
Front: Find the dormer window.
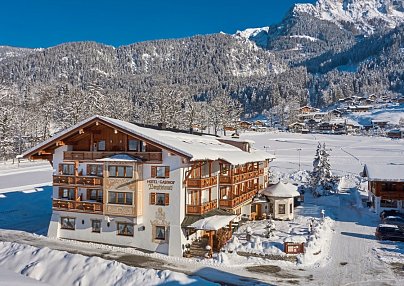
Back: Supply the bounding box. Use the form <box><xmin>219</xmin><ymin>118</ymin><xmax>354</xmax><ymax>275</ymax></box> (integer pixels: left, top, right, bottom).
<box><xmin>128</xmin><ymin>139</ymin><xmax>139</xmax><ymax>151</ymax></box>
<box><xmin>97</xmin><ymin>140</ymin><xmax>106</xmax><ymax>151</ymax></box>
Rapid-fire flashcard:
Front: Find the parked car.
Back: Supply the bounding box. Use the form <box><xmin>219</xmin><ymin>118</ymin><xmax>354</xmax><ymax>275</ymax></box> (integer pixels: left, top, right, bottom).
<box><xmin>380</xmin><ymin>210</ymin><xmax>404</xmax><ymax>220</ymax></box>
<box><xmin>375</xmin><ymin>224</ymin><xmax>404</xmax><ymax>241</ymax></box>
<box><xmin>382</xmin><ymin>216</ymin><xmax>404</xmax><ymax>227</ymax></box>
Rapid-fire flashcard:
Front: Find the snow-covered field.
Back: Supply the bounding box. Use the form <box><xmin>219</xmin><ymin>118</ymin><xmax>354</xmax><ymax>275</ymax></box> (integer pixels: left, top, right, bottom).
<box><xmin>241</xmin><ymin>131</ymin><xmax>404</xmax><ymax>176</ymax></box>
<box><xmin>1</xmin><ymin>133</ymin><xmax>404</xmax><ymax>285</ymax></box>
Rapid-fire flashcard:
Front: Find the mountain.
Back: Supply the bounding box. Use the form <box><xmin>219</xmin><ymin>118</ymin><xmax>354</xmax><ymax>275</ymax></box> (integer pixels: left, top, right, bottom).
<box><xmin>237</xmin><ymin>0</ymin><xmax>404</xmax><ymax>63</ymax></box>
<box><xmin>294</xmin><ymin>0</ymin><xmax>404</xmax><ymax>35</ymax></box>
<box><xmin>0</xmin><ymin>0</ymin><xmax>403</xmax><ymax>160</ymax></box>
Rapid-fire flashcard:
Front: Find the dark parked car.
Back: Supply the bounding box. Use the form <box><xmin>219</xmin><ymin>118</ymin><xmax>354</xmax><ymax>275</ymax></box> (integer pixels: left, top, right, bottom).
<box><xmin>382</xmin><ymin>216</ymin><xmax>404</xmax><ymax>227</ymax></box>
<box><xmin>380</xmin><ymin>210</ymin><xmax>404</xmax><ymax>220</ymax></box>
<box><xmin>375</xmin><ymin>224</ymin><xmax>404</xmax><ymax>241</ymax></box>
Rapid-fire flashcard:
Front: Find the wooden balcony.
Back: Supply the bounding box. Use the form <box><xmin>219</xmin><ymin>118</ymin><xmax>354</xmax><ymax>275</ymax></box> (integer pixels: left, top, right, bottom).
<box><xmin>53</xmin><ymin>175</ymin><xmax>103</xmax><ymax>187</ymax></box>
<box><xmin>186</xmin><ymin>200</ymin><xmax>218</xmax><ymax>215</ymax></box>
<box><xmin>52</xmin><ymin>199</ymin><xmax>103</xmax><ymax>213</ymax></box>
<box><xmin>376</xmin><ymin>191</ymin><xmax>404</xmax><ymax>200</ymax></box>
<box><xmin>219</xmin><ymin>170</ymin><xmax>260</xmax><ymax>185</ymax></box>
<box><xmin>187</xmin><ymin>176</ymin><xmax>218</xmax><ymax>189</ymax></box>
<box><xmin>219</xmin><ymin>189</ymin><xmax>258</xmax><ymax>209</ymax></box>
<box><xmin>63</xmin><ymin>151</ymin><xmax>162</xmax><ymax>162</ymax></box>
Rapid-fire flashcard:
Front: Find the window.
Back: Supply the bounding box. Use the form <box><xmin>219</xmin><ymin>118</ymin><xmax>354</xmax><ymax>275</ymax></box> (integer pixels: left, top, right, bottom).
<box><xmin>150</xmin><ymin>193</ymin><xmax>169</xmax><ymax>206</ymax></box>
<box><xmin>92</xmin><ymin>220</ymin><xmax>101</xmax><ymax>233</ymax></box>
<box><xmin>128</xmin><ymin>139</ymin><xmax>139</xmax><ymax>151</ymax></box>
<box><xmin>108</xmin><ymin>191</ymin><xmax>133</xmax><ymax>205</ymax></box>
<box><xmin>61</xmin><ymin>217</ymin><xmax>75</xmax><ymax>230</ymax></box>
<box><xmin>88</xmin><ymin>189</ymin><xmax>103</xmax><ymax>202</ymax></box>
<box><xmin>97</xmin><ymin>140</ymin><xmax>106</xmax><ymax>151</ymax></box>
<box><xmin>108</xmin><ymin>165</ymin><xmax>133</xmax><ymax>178</ymax></box>
<box><xmin>151</xmin><ymin>166</ymin><xmax>169</xmax><ymax>178</ymax></box>
<box><xmin>87</xmin><ymin>164</ymin><xmax>103</xmax><ymax>177</ymax></box>
<box><xmin>60</xmin><ymin>188</ymin><xmax>75</xmax><ymax>200</ymax></box>
<box><xmin>278</xmin><ymin>204</ymin><xmax>286</xmax><ymax>214</ymax></box>
<box><xmin>117</xmin><ymin>222</ymin><xmax>134</xmax><ymax>236</ymax></box>
<box><xmin>290</xmin><ymin>204</ymin><xmax>293</xmax><ymax>213</ymax></box>
<box><xmin>155</xmin><ymin>226</ymin><xmax>166</xmax><ymax>240</ymax></box>
<box><xmin>60</xmin><ymin>164</ymin><xmax>74</xmax><ymax>175</ymax></box>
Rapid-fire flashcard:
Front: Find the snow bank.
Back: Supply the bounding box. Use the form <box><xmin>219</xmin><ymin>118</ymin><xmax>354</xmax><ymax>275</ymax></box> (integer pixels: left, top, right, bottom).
<box><xmin>297</xmin><ymin>217</ymin><xmax>334</xmax><ymax>266</ymax></box>
<box><xmin>0</xmin><ymin>242</ymin><xmax>216</xmax><ymax>286</ymax></box>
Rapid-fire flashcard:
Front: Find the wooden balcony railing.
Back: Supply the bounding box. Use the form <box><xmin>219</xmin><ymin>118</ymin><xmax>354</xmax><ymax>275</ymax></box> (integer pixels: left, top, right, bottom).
<box><xmin>186</xmin><ymin>199</ymin><xmax>217</xmax><ymax>215</ymax></box>
<box><xmin>376</xmin><ymin>191</ymin><xmax>404</xmax><ymax>200</ymax></box>
<box><xmin>64</xmin><ymin>151</ymin><xmax>162</xmax><ymax>162</ymax></box>
<box><xmin>219</xmin><ymin>189</ymin><xmax>258</xmax><ymax>209</ymax></box>
<box><xmin>187</xmin><ymin>176</ymin><xmax>218</xmax><ymax>189</ymax></box>
<box><xmin>53</xmin><ymin>175</ymin><xmax>103</xmax><ymax>187</ymax></box>
<box><xmin>52</xmin><ymin>199</ymin><xmax>103</xmax><ymax>213</ymax></box>
<box><xmin>219</xmin><ymin>170</ymin><xmax>260</xmax><ymax>184</ymax></box>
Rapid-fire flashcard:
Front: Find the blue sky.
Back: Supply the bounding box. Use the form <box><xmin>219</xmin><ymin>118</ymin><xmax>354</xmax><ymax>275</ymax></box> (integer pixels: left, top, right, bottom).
<box><xmin>1</xmin><ymin>0</ymin><xmax>315</xmax><ymax>48</ymax></box>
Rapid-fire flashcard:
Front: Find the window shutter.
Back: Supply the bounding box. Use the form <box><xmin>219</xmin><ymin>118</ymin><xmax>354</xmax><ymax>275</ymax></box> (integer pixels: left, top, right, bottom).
<box><xmin>150</xmin><ymin>193</ymin><xmax>156</xmax><ymax>205</ymax></box>
<box><xmin>164</xmin><ymin>167</ymin><xmax>170</xmax><ymax>178</ymax></box>
<box><xmin>151</xmin><ymin>166</ymin><xmax>157</xmax><ymax>178</ymax></box>
<box><xmin>58</xmin><ymin>188</ymin><xmax>63</xmax><ymax>198</ymax></box>
<box><xmin>58</xmin><ymin>164</ymin><xmax>62</xmax><ymax>173</ymax></box>
<box><xmin>165</xmin><ymin>193</ymin><xmax>170</xmax><ymax>206</ymax></box>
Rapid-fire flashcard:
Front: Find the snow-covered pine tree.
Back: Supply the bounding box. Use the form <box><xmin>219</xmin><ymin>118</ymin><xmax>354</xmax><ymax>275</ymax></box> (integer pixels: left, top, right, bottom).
<box><xmin>311</xmin><ymin>142</ymin><xmax>338</xmax><ymax>196</ymax></box>
<box><xmin>310</xmin><ymin>142</ymin><xmax>322</xmax><ymax>190</ymax></box>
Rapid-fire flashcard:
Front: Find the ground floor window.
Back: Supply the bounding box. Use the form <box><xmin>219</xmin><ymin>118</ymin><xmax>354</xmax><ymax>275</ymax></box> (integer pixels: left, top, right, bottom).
<box><xmin>380</xmin><ymin>199</ymin><xmax>398</xmax><ymax>208</ymax></box>
<box><xmin>278</xmin><ymin>204</ymin><xmax>286</xmax><ymax>214</ymax></box>
<box><xmin>117</xmin><ymin>222</ymin><xmax>134</xmax><ymax>236</ymax></box>
<box><xmin>92</xmin><ymin>220</ymin><xmax>101</xmax><ymax>233</ymax></box>
<box><xmin>61</xmin><ymin>217</ymin><xmax>75</xmax><ymax>230</ymax></box>
<box><xmin>155</xmin><ymin>226</ymin><xmax>166</xmax><ymax>240</ymax></box>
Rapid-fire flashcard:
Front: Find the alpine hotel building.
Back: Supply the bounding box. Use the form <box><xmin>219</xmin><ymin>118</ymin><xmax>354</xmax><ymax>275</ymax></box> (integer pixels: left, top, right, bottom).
<box><xmin>23</xmin><ymin>115</ymin><xmax>272</xmax><ymax>257</ymax></box>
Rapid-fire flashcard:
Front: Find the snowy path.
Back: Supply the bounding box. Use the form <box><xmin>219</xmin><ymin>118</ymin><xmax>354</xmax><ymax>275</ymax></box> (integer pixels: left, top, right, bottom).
<box><xmin>301</xmin><ymin>190</ymin><xmax>403</xmax><ymax>286</ymax></box>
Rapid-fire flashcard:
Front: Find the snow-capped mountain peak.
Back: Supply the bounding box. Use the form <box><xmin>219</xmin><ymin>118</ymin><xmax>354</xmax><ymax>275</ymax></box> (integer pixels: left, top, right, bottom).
<box><xmin>293</xmin><ymin>0</ymin><xmax>404</xmax><ymax>35</ymax></box>
<box><xmin>233</xmin><ymin>27</ymin><xmax>270</xmax><ymax>48</ymax></box>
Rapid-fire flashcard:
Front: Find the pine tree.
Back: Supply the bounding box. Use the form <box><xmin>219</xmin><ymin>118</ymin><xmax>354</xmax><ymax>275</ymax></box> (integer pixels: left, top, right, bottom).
<box><xmin>310</xmin><ymin>142</ymin><xmax>322</xmax><ymax>190</ymax></box>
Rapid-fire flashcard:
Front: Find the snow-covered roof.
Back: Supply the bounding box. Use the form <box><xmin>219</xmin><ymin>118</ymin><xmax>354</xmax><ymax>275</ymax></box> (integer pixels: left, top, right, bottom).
<box><xmin>363</xmin><ymin>164</ymin><xmax>404</xmax><ymax>182</ymax></box>
<box><xmin>260</xmin><ymin>182</ymin><xmax>300</xmax><ymax>198</ymax></box>
<box><xmin>22</xmin><ymin>115</ymin><xmax>274</xmax><ymax>165</ymax></box>
<box><xmin>189</xmin><ymin>215</ymin><xmax>237</xmax><ymax>231</ymax></box>
<box><xmin>97</xmin><ymin>154</ymin><xmax>142</xmax><ymax>162</ymax></box>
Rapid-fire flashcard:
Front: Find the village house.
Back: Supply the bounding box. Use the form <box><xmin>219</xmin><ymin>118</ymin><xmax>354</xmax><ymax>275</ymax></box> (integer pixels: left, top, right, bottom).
<box><xmin>371</xmin><ymin>120</ymin><xmax>390</xmax><ymax>129</ymax></box>
<box><xmin>362</xmin><ymin>164</ymin><xmax>404</xmax><ymax>215</ymax></box>
<box><xmin>239</xmin><ymin>121</ymin><xmax>252</xmax><ymax>130</ymax></box>
<box><xmin>296</xmin><ymin>105</ymin><xmax>320</xmax><ymax>114</ymax></box>
<box><xmin>22</xmin><ymin>115</ymin><xmax>273</xmax><ymax>257</ymax></box>
<box><xmin>288</xmin><ymin>122</ymin><xmax>305</xmax><ymax>133</ymax></box>
<box><xmin>347</xmin><ymin>105</ymin><xmax>373</xmax><ymax>113</ymax></box>
<box><xmin>386</xmin><ymin>128</ymin><xmax>404</xmax><ymax>139</ymax></box>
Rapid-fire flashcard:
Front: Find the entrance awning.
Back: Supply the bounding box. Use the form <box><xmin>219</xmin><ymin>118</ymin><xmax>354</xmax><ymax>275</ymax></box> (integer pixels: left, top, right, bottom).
<box><xmin>190</xmin><ymin>215</ymin><xmax>237</xmax><ymax>231</ymax></box>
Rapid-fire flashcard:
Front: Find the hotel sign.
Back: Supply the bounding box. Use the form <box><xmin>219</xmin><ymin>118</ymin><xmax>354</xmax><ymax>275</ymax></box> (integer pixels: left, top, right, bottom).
<box><xmin>147</xmin><ymin>179</ymin><xmax>175</xmax><ymax>191</ymax></box>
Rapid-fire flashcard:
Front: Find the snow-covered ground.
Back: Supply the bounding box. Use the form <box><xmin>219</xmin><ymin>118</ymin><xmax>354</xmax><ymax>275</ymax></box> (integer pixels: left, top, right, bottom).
<box><xmin>1</xmin><ymin>133</ymin><xmax>404</xmax><ymax>285</ymax></box>
<box><xmin>241</xmin><ymin>131</ymin><xmax>404</xmax><ymax>176</ymax></box>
